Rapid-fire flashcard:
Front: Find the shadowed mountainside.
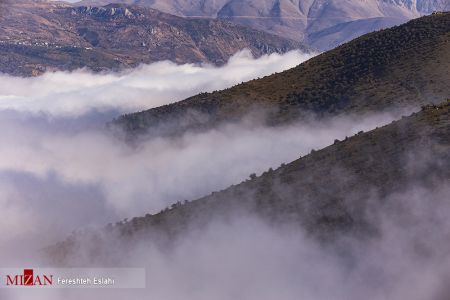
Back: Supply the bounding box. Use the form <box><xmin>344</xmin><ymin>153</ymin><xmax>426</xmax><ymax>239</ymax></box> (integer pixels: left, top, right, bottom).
<box><xmin>0</xmin><ymin>0</ymin><xmax>308</xmax><ymax>76</ymax></box>
<box><xmin>112</xmin><ymin>13</ymin><xmax>450</xmax><ymax>138</ymax></box>
<box><xmin>50</xmin><ymin>100</ymin><xmax>450</xmax><ymax>265</ymax></box>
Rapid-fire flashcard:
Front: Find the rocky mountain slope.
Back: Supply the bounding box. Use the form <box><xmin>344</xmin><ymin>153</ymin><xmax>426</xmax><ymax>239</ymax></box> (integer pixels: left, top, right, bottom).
<box><xmin>78</xmin><ymin>0</ymin><xmax>450</xmax><ymax>50</ymax></box>
<box><xmin>113</xmin><ymin>13</ymin><xmax>450</xmax><ymax>138</ymax></box>
<box><xmin>0</xmin><ymin>0</ymin><xmax>307</xmax><ymax>76</ymax></box>
<box><xmin>50</xmin><ymin>100</ymin><xmax>450</xmax><ymax>264</ymax></box>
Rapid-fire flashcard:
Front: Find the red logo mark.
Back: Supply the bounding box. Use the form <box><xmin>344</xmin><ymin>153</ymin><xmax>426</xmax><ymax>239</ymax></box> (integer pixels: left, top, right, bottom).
<box><xmin>6</xmin><ymin>269</ymin><xmax>53</xmax><ymax>286</ymax></box>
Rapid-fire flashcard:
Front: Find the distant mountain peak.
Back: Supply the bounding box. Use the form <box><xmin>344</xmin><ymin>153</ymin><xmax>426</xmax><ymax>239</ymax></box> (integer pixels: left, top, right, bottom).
<box><xmin>77</xmin><ymin>0</ymin><xmax>448</xmax><ymax>50</ymax></box>
<box><xmin>381</xmin><ymin>0</ymin><xmax>449</xmax><ymax>13</ymax></box>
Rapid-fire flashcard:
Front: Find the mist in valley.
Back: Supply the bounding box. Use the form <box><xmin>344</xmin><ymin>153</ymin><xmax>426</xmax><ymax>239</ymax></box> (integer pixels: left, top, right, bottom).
<box><xmin>0</xmin><ymin>50</ymin><xmax>448</xmax><ymax>300</ymax></box>
<box><xmin>0</xmin><ymin>50</ymin><xmax>314</xmax><ymax>116</ymax></box>
<box><xmin>2</xmin><ymin>180</ymin><xmax>449</xmax><ymax>300</ymax></box>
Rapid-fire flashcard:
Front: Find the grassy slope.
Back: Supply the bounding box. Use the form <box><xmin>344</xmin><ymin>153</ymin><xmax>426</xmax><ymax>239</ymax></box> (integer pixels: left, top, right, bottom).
<box><xmin>114</xmin><ymin>13</ymin><xmax>450</xmax><ymax>136</ymax></box>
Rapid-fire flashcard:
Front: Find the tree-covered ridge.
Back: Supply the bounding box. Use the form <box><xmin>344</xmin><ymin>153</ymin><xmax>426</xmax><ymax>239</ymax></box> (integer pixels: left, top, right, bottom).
<box><xmin>51</xmin><ymin>100</ymin><xmax>450</xmax><ymax>265</ymax></box>
<box><xmin>114</xmin><ymin>13</ymin><xmax>450</xmax><ymax>137</ymax></box>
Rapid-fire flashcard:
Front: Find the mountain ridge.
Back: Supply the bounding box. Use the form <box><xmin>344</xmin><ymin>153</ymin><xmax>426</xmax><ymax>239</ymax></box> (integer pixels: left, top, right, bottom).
<box><xmin>50</xmin><ymin>100</ymin><xmax>450</xmax><ymax>264</ymax></box>
<box><xmin>112</xmin><ymin>13</ymin><xmax>450</xmax><ymax>138</ymax></box>
<box><xmin>78</xmin><ymin>0</ymin><xmax>450</xmax><ymax>49</ymax></box>
<box><xmin>0</xmin><ymin>1</ymin><xmax>308</xmax><ymax>76</ymax></box>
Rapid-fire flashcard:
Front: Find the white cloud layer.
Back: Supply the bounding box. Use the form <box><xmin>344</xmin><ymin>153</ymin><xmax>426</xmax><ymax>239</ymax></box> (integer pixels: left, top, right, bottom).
<box><xmin>0</xmin><ymin>112</ymin><xmax>401</xmax><ymax>220</ymax></box>
<box><xmin>0</xmin><ymin>50</ymin><xmax>315</xmax><ymax>116</ymax></box>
